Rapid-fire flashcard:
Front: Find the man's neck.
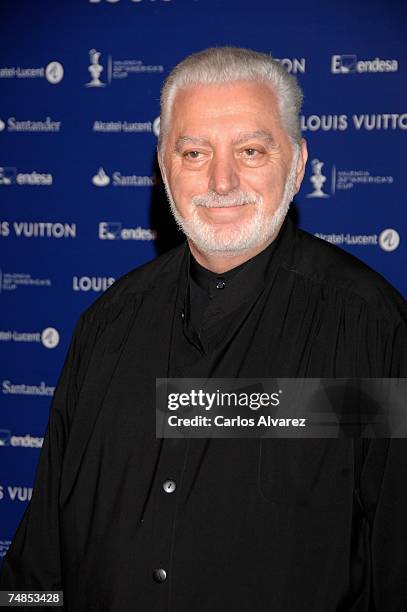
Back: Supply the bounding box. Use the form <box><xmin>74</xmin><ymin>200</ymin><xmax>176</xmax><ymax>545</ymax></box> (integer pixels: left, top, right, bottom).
<box><xmin>187</xmin><ymin>237</ymin><xmax>274</xmax><ymax>274</ymax></box>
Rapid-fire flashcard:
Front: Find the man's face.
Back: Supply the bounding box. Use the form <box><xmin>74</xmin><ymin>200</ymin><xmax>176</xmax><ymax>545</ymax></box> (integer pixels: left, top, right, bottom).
<box><xmin>160</xmin><ymin>80</ymin><xmax>307</xmax><ymax>256</ymax></box>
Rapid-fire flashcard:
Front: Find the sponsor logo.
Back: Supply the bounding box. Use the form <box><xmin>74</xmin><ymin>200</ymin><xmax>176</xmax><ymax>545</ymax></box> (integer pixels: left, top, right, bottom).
<box><xmin>0</xmin><ymin>430</ymin><xmax>43</xmax><ymax>448</ymax></box>
<box><xmin>0</xmin><ymin>327</ymin><xmax>60</xmax><ymax>348</ymax></box>
<box><xmin>379</xmin><ymin>229</ymin><xmax>400</xmax><ymax>252</ymax></box>
<box><xmin>41</xmin><ymin>327</ymin><xmax>60</xmax><ymax>348</ymax></box>
<box><xmin>0</xmin><ymin>485</ymin><xmax>33</xmax><ymax>502</ymax></box>
<box><xmin>92</xmin><ymin>167</ymin><xmax>110</xmax><ymax>186</ymax></box>
<box><xmin>153</xmin><ymin>116</ymin><xmax>160</xmax><ymax>137</ymax></box>
<box><xmin>301</xmin><ymin>114</ymin><xmax>407</xmax><ymax>132</ymax></box>
<box><xmin>89</xmin><ymin>0</ymin><xmax>173</xmax><ymax>3</ymax></box>
<box><xmin>73</xmin><ymin>276</ymin><xmax>115</xmax><ymax>292</ymax></box>
<box><xmin>331</xmin><ymin>54</ymin><xmax>398</xmax><ymax>74</ymax></box>
<box><xmin>306</xmin><ymin>158</ymin><xmax>394</xmax><ymax>198</ymax></box>
<box><xmin>0</xmin><ymin>430</ymin><xmax>11</xmax><ymax>446</ymax></box>
<box><xmin>2</xmin><ymin>380</ymin><xmax>55</xmax><ymax>396</ymax></box>
<box><xmin>0</xmin><ymin>167</ymin><xmax>16</xmax><ymax>185</ymax></box>
<box><xmin>92</xmin><ymin>167</ymin><xmax>155</xmax><ymax>187</ymax></box>
<box><xmin>0</xmin><ymin>61</ymin><xmax>64</xmax><ymax>83</ymax></box>
<box><xmin>92</xmin><ymin>117</ymin><xmax>159</xmax><ymax>134</ymax></box>
<box><xmin>98</xmin><ymin>221</ymin><xmax>156</xmax><ymax>240</ymax></box>
<box><xmin>275</xmin><ymin>57</ymin><xmax>306</xmax><ymax>74</ymax></box>
<box><xmin>85</xmin><ymin>48</ymin><xmax>163</xmax><ymax>87</ymax></box>
<box><xmin>0</xmin><ymin>221</ymin><xmax>76</xmax><ymax>238</ymax></box>
<box><xmin>0</xmin><ymin>271</ymin><xmax>52</xmax><ymax>293</ymax></box>
<box><xmin>85</xmin><ymin>49</ymin><xmax>106</xmax><ymax>87</ymax></box>
<box><xmin>306</xmin><ymin>159</ymin><xmax>329</xmax><ymax>198</ymax></box>
<box><xmin>315</xmin><ymin>229</ymin><xmax>400</xmax><ymax>251</ymax></box>
<box><xmin>0</xmin><ymin>541</ymin><xmax>11</xmax><ymax>558</ymax></box>
<box><xmin>0</xmin><ymin>166</ymin><xmax>53</xmax><ymax>186</ymax></box>
<box><xmin>45</xmin><ymin>61</ymin><xmax>64</xmax><ymax>83</ymax></box>
<box><xmin>0</xmin><ymin>116</ymin><xmax>61</xmax><ymax>133</ymax></box>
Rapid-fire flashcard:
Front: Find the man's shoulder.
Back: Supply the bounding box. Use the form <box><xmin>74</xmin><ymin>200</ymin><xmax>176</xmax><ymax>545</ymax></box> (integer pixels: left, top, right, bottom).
<box><xmin>81</xmin><ymin>242</ymin><xmax>186</xmax><ymax>321</ymax></box>
<box><xmin>291</xmin><ymin>227</ymin><xmax>406</xmax><ymax>320</ymax></box>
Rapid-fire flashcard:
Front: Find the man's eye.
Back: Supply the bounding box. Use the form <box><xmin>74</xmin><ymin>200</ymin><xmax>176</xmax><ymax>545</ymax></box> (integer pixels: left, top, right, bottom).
<box><xmin>243</xmin><ymin>148</ymin><xmax>260</xmax><ymax>157</ymax></box>
<box><xmin>184</xmin><ymin>151</ymin><xmax>201</xmax><ymax>160</ymax></box>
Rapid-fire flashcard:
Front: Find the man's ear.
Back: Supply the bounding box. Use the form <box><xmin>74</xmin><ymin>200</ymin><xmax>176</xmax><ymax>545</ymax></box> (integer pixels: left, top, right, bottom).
<box><xmin>294</xmin><ymin>138</ymin><xmax>308</xmax><ymax>194</ymax></box>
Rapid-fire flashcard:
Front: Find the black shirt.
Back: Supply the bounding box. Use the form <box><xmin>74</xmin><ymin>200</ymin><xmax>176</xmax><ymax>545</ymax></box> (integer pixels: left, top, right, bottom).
<box><xmin>1</xmin><ymin>216</ymin><xmax>407</xmax><ymax>611</ymax></box>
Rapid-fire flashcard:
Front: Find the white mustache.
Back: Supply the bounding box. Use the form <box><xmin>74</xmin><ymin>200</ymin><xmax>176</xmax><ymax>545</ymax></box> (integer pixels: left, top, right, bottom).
<box><xmin>191</xmin><ymin>191</ymin><xmax>262</xmax><ymax>208</ymax></box>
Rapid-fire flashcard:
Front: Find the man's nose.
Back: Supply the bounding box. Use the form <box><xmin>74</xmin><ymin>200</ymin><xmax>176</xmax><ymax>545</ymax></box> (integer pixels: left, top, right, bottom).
<box><xmin>208</xmin><ymin>152</ymin><xmax>240</xmax><ymax>194</ymax></box>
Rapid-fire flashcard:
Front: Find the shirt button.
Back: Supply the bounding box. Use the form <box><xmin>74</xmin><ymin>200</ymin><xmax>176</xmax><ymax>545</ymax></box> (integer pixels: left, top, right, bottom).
<box><xmin>162</xmin><ymin>479</ymin><xmax>176</xmax><ymax>494</ymax></box>
<box><xmin>215</xmin><ymin>279</ymin><xmax>226</xmax><ymax>290</ymax></box>
<box><xmin>152</xmin><ymin>568</ymin><xmax>167</xmax><ymax>583</ymax></box>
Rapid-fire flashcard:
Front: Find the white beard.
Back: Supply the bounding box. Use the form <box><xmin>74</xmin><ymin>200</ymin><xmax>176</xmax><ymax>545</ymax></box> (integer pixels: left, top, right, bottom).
<box><xmin>162</xmin><ymin>145</ymin><xmax>299</xmax><ymax>257</ymax></box>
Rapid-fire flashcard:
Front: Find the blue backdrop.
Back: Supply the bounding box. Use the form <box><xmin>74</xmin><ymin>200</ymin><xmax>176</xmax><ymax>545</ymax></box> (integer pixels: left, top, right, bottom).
<box><xmin>1</xmin><ymin>0</ymin><xmax>406</xmax><ymax>565</ymax></box>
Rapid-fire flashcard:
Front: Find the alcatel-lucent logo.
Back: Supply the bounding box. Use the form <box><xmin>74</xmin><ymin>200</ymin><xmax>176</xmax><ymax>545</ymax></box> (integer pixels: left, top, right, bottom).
<box><xmin>0</xmin><ymin>61</ymin><xmax>64</xmax><ymax>83</ymax></box>
<box><xmin>315</xmin><ymin>228</ymin><xmax>400</xmax><ymax>252</ymax></box>
<box><xmin>378</xmin><ymin>229</ymin><xmax>400</xmax><ymax>252</ymax></box>
<box><xmin>0</xmin><ymin>327</ymin><xmax>60</xmax><ymax>348</ymax></box>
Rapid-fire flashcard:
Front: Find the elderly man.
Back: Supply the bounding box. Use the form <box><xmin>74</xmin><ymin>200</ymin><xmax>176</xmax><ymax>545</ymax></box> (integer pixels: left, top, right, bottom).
<box><xmin>1</xmin><ymin>47</ymin><xmax>406</xmax><ymax>611</ymax></box>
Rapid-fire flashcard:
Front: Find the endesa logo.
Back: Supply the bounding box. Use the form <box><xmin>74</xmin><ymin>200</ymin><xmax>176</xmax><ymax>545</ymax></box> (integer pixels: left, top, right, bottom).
<box><xmin>331</xmin><ymin>54</ymin><xmax>398</xmax><ymax>74</ymax></box>
<box><xmin>0</xmin><ymin>429</ymin><xmax>43</xmax><ymax>448</ymax></box>
<box><xmin>99</xmin><ymin>222</ymin><xmax>156</xmax><ymax>241</ymax></box>
<box><xmin>0</xmin><ymin>166</ymin><xmax>53</xmax><ymax>186</ymax></box>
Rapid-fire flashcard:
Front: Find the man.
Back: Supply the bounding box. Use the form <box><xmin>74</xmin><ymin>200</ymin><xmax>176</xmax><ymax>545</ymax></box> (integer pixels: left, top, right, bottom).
<box><xmin>1</xmin><ymin>47</ymin><xmax>406</xmax><ymax>611</ymax></box>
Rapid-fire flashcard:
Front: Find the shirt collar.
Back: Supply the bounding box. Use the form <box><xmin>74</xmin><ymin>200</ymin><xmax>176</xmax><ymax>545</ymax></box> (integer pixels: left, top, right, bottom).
<box><xmin>180</xmin><ymin>213</ymin><xmax>295</xmax><ymax>326</ymax></box>
<box><xmin>190</xmin><ymin>253</ymin><xmax>250</xmax><ymax>300</ymax></box>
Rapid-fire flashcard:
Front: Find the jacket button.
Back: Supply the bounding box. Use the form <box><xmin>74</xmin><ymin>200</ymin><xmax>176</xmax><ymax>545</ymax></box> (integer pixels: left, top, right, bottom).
<box><xmin>152</xmin><ymin>568</ymin><xmax>167</xmax><ymax>583</ymax></box>
<box><xmin>163</xmin><ymin>479</ymin><xmax>176</xmax><ymax>493</ymax></box>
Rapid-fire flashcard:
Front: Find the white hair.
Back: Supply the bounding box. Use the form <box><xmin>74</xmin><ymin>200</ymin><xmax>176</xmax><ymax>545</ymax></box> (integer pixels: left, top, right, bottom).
<box><xmin>158</xmin><ymin>46</ymin><xmax>304</xmax><ymax>154</ymax></box>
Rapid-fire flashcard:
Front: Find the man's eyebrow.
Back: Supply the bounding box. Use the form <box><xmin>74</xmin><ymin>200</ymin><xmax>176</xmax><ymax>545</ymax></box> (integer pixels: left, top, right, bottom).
<box><xmin>233</xmin><ymin>130</ymin><xmax>277</xmax><ymax>147</ymax></box>
<box><xmin>173</xmin><ymin>130</ymin><xmax>277</xmax><ymax>153</ymax></box>
<box><xmin>174</xmin><ymin>136</ymin><xmax>211</xmax><ymax>153</ymax></box>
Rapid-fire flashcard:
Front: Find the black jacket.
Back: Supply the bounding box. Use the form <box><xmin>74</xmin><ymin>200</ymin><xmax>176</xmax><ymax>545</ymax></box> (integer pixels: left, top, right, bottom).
<box><xmin>1</xmin><ymin>217</ymin><xmax>407</xmax><ymax>611</ymax></box>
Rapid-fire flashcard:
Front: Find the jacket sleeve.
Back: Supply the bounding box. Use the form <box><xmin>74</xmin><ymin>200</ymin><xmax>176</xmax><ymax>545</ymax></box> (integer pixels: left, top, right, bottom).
<box><xmin>359</xmin><ymin>438</ymin><xmax>407</xmax><ymax>612</ymax></box>
<box><xmin>363</xmin><ymin>317</ymin><xmax>407</xmax><ymax>611</ymax></box>
<box><xmin>0</xmin><ymin>315</ymin><xmax>89</xmax><ymax>590</ymax></box>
